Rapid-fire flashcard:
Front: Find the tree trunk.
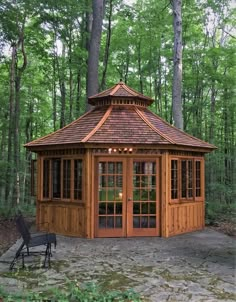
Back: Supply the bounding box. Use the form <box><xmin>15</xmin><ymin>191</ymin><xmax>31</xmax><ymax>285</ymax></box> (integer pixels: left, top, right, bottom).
<box><xmin>100</xmin><ymin>0</ymin><xmax>113</xmax><ymax>91</ymax></box>
<box><xmin>172</xmin><ymin>0</ymin><xmax>183</xmax><ymax>130</ymax></box>
<box><xmin>57</xmin><ymin>44</ymin><xmax>66</xmax><ymax>128</ymax></box>
<box><xmin>13</xmin><ymin>29</ymin><xmax>27</xmax><ymax>205</ymax></box>
<box><xmin>86</xmin><ymin>0</ymin><xmax>104</xmax><ymax>110</ymax></box>
<box><xmin>137</xmin><ymin>40</ymin><xmax>143</xmax><ymax>94</ymax></box>
<box><xmin>68</xmin><ymin>24</ymin><xmax>73</xmax><ymax>122</ymax></box>
<box><xmin>52</xmin><ymin>48</ymin><xmax>57</xmax><ymax>131</ymax></box>
<box><xmin>5</xmin><ymin>44</ymin><xmax>16</xmax><ymax>203</ymax></box>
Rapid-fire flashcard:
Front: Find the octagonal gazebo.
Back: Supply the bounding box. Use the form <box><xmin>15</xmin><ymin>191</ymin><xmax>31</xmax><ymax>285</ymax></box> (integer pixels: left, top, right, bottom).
<box><xmin>25</xmin><ymin>81</ymin><xmax>216</xmax><ymax>238</ymax></box>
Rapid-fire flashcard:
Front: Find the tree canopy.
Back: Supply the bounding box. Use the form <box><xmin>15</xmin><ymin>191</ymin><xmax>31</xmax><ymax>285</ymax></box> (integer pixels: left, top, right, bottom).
<box><xmin>0</xmin><ymin>0</ymin><xmax>235</xmax><ymax>210</ymax></box>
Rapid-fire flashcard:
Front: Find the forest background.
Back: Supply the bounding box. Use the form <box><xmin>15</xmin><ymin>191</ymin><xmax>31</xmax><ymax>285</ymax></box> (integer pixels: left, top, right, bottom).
<box><xmin>0</xmin><ymin>0</ymin><xmax>235</xmax><ymax>225</ymax></box>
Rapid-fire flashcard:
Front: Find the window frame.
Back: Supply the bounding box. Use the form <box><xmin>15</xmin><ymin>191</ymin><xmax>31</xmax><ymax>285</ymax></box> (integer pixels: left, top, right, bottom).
<box><xmin>41</xmin><ymin>156</ymin><xmax>84</xmax><ymax>202</ymax></box>
<box><xmin>170</xmin><ymin>156</ymin><xmax>204</xmax><ymax>203</ymax></box>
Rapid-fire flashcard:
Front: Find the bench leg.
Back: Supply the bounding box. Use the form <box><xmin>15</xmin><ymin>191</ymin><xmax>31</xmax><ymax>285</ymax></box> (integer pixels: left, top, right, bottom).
<box><xmin>43</xmin><ymin>243</ymin><xmax>51</xmax><ymax>268</ymax></box>
<box><xmin>9</xmin><ymin>242</ymin><xmax>25</xmax><ymax>270</ymax></box>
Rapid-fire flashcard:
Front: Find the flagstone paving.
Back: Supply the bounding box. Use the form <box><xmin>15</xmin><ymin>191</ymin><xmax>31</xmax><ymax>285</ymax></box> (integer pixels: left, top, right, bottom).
<box><xmin>0</xmin><ymin>228</ymin><xmax>235</xmax><ymax>301</ymax></box>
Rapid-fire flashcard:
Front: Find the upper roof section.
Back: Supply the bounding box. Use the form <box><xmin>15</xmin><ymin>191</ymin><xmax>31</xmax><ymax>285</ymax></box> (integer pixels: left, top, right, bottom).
<box><xmin>88</xmin><ymin>81</ymin><xmax>153</xmax><ymax>107</ymax></box>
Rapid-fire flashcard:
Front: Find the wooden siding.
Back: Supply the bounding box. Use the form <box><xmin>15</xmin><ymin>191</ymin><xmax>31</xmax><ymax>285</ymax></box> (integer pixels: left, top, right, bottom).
<box><xmin>37</xmin><ymin>201</ymin><xmax>86</xmax><ymax>237</ymax></box>
<box><xmin>168</xmin><ymin>202</ymin><xmax>204</xmax><ymax>236</ymax></box>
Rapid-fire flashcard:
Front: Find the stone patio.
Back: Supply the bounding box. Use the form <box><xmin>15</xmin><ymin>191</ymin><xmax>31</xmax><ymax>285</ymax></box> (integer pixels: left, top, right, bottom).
<box><xmin>0</xmin><ymin>228</ymin><xmax>235</xmax><ymax>301</ymax></box>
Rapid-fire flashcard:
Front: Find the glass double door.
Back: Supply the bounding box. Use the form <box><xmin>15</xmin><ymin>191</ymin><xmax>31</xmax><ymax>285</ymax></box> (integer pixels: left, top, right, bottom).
<box><xmin>95</xmin><ymin>157</ymin><xmax>160</xmax><ymax>237</ymax></box>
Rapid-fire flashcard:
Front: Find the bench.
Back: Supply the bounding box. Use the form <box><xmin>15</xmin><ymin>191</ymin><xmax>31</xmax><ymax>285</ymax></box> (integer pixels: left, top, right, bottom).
<box><xmin>9</xmin><ymin>213</ymin><xmax>56</xmax><ymax>270</ymax></box>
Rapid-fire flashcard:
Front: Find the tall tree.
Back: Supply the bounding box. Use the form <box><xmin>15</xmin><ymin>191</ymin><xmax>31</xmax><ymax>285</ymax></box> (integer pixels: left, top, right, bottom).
<box><xmin>171</xmin><ymin>0</ymin><xmax>183</xmax><ymax>130</ymax></box>
<box><xmin>86</xmin><ymin>0</ymin><xmax>104</xmax><ymax>110</ymax></box>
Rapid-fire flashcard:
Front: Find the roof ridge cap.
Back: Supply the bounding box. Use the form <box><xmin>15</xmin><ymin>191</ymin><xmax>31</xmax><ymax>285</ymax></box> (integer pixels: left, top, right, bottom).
<box><xmin>147</xmin><ymin>110</ymin><xmax>217</xmax><ymax>149</ymax></box>
<box><xmin>122</xmin><ymin>84</ymin><xmax>138</xmax><ymax>96</ymax></box>
<box><xmin>82</xmin><ymin>106</ymin><xmax>112</xmax><ymax>142</ymax></box>
<box><xmin>110</xmin><ymin>84</ymin><xmax>121</xmax><ymax>95</ymax></box>
<box><xmin>24</xmin><ymin>109</ymin><xmax>94</xmax><ymax>147</ymax></box>
<box><xmin>89</xmin><ymin>84</ymin><xmax>116</xmax><ymax>99</ymax></box>
<box><xmin>135</xmin><ymin>108</ymin><xmax>176</xmax><ymax>144</ymax></box>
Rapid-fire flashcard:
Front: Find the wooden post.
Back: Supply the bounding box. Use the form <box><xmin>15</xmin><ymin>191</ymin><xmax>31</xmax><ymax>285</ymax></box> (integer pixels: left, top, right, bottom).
<box><xmin>161</xmin><ymin>151</ymin><xmax>169</xmax><ymax>237</ymax></box>
<box><xmin>85</xmin><ymin>149</ymin><xmax>92</xmax><ymax>238</ymax></box>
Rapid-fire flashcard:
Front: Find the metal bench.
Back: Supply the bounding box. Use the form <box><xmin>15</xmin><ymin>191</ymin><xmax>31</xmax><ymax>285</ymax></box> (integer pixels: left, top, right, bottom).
<box><xmin>9</xmin><ymin>213</ymin><xmax>56</xmax><ymax>270</ymax></box>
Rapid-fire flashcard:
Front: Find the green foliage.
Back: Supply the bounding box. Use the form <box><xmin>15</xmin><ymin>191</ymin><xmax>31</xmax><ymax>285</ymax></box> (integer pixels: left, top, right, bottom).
<box><xmin>0</xmin><ymin>281</ymin><xmax>142</xmax><ymax>301</ymax></box>
<box><xmin>0</xmin><ymin>203</ymin><xmax>35</xmax><ymax>219</ymax></box>
<box><xmin>205</xmin><ymin>201</ymin><xmax>236</xmax><ymax>226</ymax></box>
<box><xmin>0</xmin><ymin>0</ymin><xmax>235</xmax><ymax>209</ymax></box>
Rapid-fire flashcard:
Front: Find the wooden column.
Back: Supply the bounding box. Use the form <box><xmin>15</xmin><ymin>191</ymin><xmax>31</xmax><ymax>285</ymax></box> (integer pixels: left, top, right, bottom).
<box><xmin>161</xmin><ymin>151</ymin><xmax>169</xmax><ymax>237</ymax></box>
<box><xmin>85</xmin><ymin>149</ymin><xmax>93</xmax><ymax>238</ymax></box>
<box><xmin>36</xmin><ymin>155</ymin><xmax>42</xmax><ymax>226</ymax></box>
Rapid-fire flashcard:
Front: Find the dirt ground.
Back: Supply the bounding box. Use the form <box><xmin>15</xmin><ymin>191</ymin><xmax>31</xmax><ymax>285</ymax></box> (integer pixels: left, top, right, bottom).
<box><xmin>0</xmin><ymin>219</ymin><xmax>20</xmax><ymax>257</ymax></box>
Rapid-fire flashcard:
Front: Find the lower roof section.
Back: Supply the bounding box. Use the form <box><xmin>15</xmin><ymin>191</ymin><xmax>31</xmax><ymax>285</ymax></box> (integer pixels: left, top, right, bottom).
<box><xmin>25</xmin><ymin>105</ymin><xmax>216</xmax><ymax>152</ymax></box>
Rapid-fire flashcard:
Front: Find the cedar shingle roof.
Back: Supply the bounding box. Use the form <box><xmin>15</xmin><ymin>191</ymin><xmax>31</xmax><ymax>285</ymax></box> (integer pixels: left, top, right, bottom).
<box><xmin>25</xmin><ymin>82</ymin><xmax>216</xmax><ymax>151</ymax></box>
<box><xmin>88</xmin><ymin>81</ymin><xmax>153</xmax><ymax>105</ymax></box>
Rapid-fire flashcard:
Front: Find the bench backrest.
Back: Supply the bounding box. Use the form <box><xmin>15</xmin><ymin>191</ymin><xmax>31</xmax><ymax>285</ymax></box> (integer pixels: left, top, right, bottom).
<box><xmin>15</xmin><ymin>215</ymin><xmax>31</xmax><ymax>245</ymax></box>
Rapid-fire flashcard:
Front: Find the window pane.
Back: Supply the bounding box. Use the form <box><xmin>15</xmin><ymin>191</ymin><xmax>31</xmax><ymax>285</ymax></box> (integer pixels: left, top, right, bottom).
<box><xmin>99</xmin><ymin>202</ymin><xmax>106</xmax><ymax>214</ymax></box>
<box><xmin>181</xmin><ymin>160</ymin><xmax>187</xmax><ymax>198</ymax></box>
<box><xmin>31</xmin><ymin>160</ymin><xmax>37</xmax><ymax>196</ymax></box>
<box><xmin>149</xmin><ymin>216</ymin><xmax>156</xmax><ymax>228</ymax></box>
<box><xmin>99</xmin><ymin>217</ymin><xmax>106</xmax><ymax>228</ymax></box>
<box><xmin>141</xmin><ymin>216</ymin><xmax>148</xmax><ymax>228</ymax></box>
<box><xmin>150</xmin><ymin>202</ymin><xmax>156</xmax><ymax>214</ymax></box>
<box><xmin>63</xmin><ymin>160</ymin><xmax>71</xmax><ymax>199</ymax></box>
<box><xmin>116</xmin><ymin>176</ymin><xmax>123</xmax><ymax>188</ymax></box>
<box><xmin>107</xmin><ymin>216</ymin><xmax>114</xmax><ymax>228</ymax></box>
<box><xmin>187</xmin><ymin>160</ymin><xmax>193</xmax><ymax>198</ymax></box>
<box><xmin>133</xmin><ymin>202</ymin><xmax>140</xmax><ymax>214</ymax></box>
<box><xmin>141</xmin><ymin>203</ymin><xmax>149</xmax><ymax>214</ymax></box>
<box><xmin>116</xmin><ymin>162</ymin><xmax>122</xmax><ymax>174</ymax></box>
<box><xmin>195</xmin><ymin>161</ymin><xmax>201</xmax><ymax>197</ymax></box>
<box><xmin>43</xmin><ymin>160</ymin><xmax>50</xmax><ymax>198</ymax></box>
<box><xmin>133</xmin><ymin>190</ymin><xmax>140</xmax><ymax>201</ymax></box>
<box><xmin>107</xmin><ymin>203</ymin><xmax>114</xmax><ymax>214</ymax></box>
<box><xmin>133</xmin><ymin>216</ymin><xmax>140</xmax><ymax>228</ymax></box>
<box><xmin>115</xmin><ymin>216</ymin><xmax>122</xmax><ymax>228</ymax></box>
<box><xmin>108</xmin><ymin>162</ymin><xmax>115</xmax><ymax>174</ymax></box>
<box><xmin>52</xmin><ymin>159</ymin><xmax>61</xmax><ymax>198</ymax></box>
<box><xmin>74</xmin><ymin>159</ymin><xmax>82</xmax><ymax>200</ymax></box>
<box><xmin>108</xmin><ymin>175</ymin><xmax>115</xmax><ymax>187</ymax></box>
<box><xmin>99</xmin><ymin>162</ymin><xmax>106</xmax><ymax>174</ymax></box>
<box><xmin>171</xmin><ymin>160</ymin><xmax>178</xmax><ymax>199</ymax></box>
<box><xmin>149</xmin><ymin>189</ymin><xmax>156</xmax><ymax>201</ymax></box>
<box><xmin>116</xmin><ymin>203</ymin><xmax>122</xmax><ymax>214</ymax></box>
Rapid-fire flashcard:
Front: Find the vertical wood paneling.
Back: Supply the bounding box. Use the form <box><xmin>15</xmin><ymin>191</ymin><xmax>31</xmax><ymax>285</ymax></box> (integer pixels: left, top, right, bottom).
<box><xmin>38</xmin><ymin>202</ymin><xmax>86</xmax><ymax>237</ymax></box>
<box><xmin>168</xmin><ymin>202</ymin><xmax>204</xmax><ymax>236</ymax></box>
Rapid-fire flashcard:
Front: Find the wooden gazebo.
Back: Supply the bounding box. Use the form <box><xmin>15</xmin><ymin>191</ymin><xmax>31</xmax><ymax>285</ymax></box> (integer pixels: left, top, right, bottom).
<box><xmin>25</xmin><ymin>81</ymin><xmax>216</xmax><ymax>238</ymax></box>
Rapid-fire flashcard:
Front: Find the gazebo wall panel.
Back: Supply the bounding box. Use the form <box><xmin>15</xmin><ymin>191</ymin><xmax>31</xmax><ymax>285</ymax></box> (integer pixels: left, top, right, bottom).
<box><xmin>37</xmin><ymin>202</ymin><xmax>86</xmax><ymax>237</ymax></box>
<box><xmin>168</xmin><ymin>202</ymin><xmax>204</xmax><ymax>236</ymax></box>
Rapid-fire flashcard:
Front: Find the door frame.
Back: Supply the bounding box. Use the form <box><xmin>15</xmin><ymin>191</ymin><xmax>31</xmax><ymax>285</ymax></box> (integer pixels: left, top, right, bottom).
<box><xmin>94</xmin><ymin>155</ymin><xmax>161</xmax><ymax>237</ymax></box>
